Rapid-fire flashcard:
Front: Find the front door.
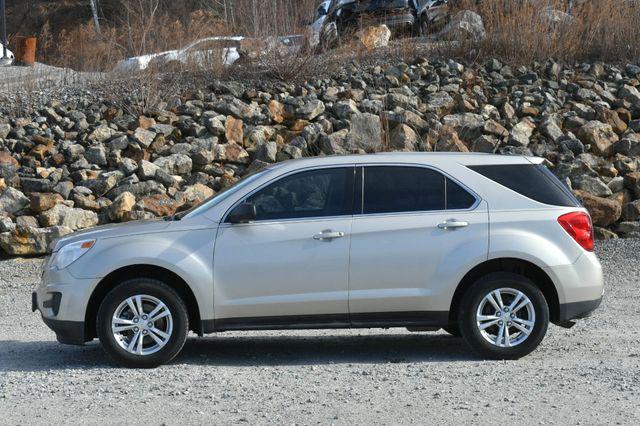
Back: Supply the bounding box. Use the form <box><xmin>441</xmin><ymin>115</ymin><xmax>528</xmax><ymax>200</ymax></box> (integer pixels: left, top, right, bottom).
<box><xmin>213</xmin><ymin>166</ymin><xmax>355</xmax><ymax>328</ymax></box>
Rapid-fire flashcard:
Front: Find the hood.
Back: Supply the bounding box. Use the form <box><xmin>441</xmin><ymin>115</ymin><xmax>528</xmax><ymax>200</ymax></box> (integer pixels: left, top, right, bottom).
<box><xmin>52</xmin><ymin>219</ymin><xmax>172</xmax><ymax>251</ymax></box>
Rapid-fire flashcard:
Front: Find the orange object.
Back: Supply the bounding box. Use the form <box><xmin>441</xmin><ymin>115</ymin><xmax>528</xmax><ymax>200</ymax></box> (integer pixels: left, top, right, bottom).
<box><xmin>14</xmin><ymin>36</ymin><xmax>37</xmax><ymax>66</ymax></box>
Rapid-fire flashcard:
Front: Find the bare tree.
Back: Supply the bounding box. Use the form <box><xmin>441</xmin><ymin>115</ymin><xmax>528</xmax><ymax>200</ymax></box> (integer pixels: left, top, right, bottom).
<box><xmin>89</xmin><ymin>0</ymin><xmax>101</xmax><ymax>35</ymax></box>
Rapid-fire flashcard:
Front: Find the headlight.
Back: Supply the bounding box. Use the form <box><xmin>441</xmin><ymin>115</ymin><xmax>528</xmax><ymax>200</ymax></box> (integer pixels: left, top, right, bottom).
<box><xmin>49</xmin><ymin>240</ymin><xmax>96</xmax><ymax>271</ymax></box>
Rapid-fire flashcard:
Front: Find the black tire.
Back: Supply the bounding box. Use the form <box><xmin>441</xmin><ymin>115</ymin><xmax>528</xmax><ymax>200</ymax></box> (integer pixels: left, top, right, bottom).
<box><xmin>443</xmin><ymin>324</ymin><xmax>462</xmax><ymax>337</ymax></box>
<box><xmin>97</xmin><ymin>278</ymin><xmax>189</xmax><ymax>368</ymax></box>
<box><xmin>458</xmin><ymin>272</ymin><xmax>549</xmax><ymax>360</ymax></box>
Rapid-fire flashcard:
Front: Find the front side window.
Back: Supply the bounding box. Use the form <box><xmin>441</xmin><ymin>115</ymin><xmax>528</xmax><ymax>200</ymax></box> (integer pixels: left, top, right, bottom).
<box><xmin>245</xmin><ymin>167</ymin><xmax>353</xmax><ymax>221</ymax></box>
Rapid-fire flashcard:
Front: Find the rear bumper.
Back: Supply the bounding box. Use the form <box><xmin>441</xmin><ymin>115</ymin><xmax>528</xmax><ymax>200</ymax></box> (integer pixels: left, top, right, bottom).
<box><xmin>544</xmin><ymin>251</ymin><xmax>604</xmax><ymax>303</ymax></box>
<box><xmin>557</xmin><ymin>296</ymin><xmax>602</xmax><ymax>322</ymax></box>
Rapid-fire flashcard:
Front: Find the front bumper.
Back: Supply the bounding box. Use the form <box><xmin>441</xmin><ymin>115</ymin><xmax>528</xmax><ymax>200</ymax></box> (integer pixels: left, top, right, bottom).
<box><xmin>33</xmin><ymin>264</ymin><xmax>98</xmax><ymax>345</ymax></box>
<box><xmin>32</xmin><ymin>291</ymin><xmax>88</xmax><ymax>345</ymax></box>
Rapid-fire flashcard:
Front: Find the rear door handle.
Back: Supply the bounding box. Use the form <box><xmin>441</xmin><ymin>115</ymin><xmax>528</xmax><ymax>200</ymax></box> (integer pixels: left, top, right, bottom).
<box><xmin>437</xmin><ymin>220</ymin><xmax>469</xmax><ymax>230</ymax></box>
<box><xmin>313</xmin><ymin>230</ymin><xmax>345</xmax><ymax>240</ymax></box>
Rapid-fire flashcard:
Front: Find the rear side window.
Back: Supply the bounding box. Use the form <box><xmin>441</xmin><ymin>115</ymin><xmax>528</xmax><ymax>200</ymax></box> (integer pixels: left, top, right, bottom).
<box><xmin>468</xmin><ymin>164</ymin><xmax>580</xmax><ymax>207</ymax></box>
<box><xmin>364</xmin><ymin>166</ymin><xmax>445</xmax><ymax>214</ymax></box>
<box><xmin>362</xmin><ymin>166</ymin><xmax>477</xmax><ymax>214</ymax></box>
<box><xmin>446</xmin><ymin>178</ymin><xmax>477</xmax><ymax>210</ymax></box>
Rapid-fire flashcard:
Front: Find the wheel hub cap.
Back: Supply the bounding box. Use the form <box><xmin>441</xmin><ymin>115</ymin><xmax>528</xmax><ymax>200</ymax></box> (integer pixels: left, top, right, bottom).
<box><xmin>476</xmin><ymin>288</ymin><xmax>535</xmax><ymax>348</ymax></box>
<box><xmin>111</xmin><ymin>294</ymin><xmax>173</xmax><ymax>356</ymax></box>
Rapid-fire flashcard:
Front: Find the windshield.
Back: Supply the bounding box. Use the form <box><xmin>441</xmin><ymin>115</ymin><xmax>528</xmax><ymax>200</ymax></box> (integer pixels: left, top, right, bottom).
<box><xmin>181</xmin><ymin>168</ymin><xmax>271</xmax><ymax>219</ymax></box>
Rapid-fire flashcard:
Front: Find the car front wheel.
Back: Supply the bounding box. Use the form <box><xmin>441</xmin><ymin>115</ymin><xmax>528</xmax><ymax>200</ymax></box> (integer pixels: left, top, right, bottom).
<box><xmin>458</xmin><ymin>273</ymin><xmax>549</xmax><ymax>359</ymax></box>
<box><xmin>97</xmin><ymin>278</ymin><xmax>189</xmax><ymax>368</ymax></box>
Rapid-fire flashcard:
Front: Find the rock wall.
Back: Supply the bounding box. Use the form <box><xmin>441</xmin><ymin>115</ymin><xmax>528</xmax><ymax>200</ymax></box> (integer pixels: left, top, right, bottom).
<box><xmin>1</xmin><ymin>58</ymin><xmax>640</xmax><ymax>254</ymax></box>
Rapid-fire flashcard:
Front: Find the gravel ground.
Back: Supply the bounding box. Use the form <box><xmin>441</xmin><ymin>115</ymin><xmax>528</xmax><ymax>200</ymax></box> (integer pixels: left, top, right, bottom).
<box><xmin>1</xmin><ymin>240</ymin><xmax>639</xmax><ymax>425</ymax></box>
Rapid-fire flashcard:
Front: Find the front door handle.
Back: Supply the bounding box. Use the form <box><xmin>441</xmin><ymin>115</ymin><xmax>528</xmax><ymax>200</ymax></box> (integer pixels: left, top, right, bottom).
<box><xmin>437</xmin><ymin>220</ymin><xmax>469</xmax><ymax>230</ymax></box>
<box><xmin>313</xmin><ymin>230</ymin><xmax>345</xmax><ymax>240</ymax></box>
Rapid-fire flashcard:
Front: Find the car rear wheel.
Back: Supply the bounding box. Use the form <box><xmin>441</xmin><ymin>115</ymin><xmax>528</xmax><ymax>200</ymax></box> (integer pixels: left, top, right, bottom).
<box><xmin>458</xmin><ymin>273</ymin><xmax>549</xmax><ymax>359</ymax></box>
<box><xmin>97</xmin><ymin>278</ymin><xmax>188</xmax><ymax>368</ymax></box>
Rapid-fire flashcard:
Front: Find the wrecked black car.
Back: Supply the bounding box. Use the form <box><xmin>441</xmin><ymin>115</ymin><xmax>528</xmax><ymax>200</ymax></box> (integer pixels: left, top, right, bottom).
<box><xmin>318</xmin><ymin>0</ymin><xmax>452</xmax><ymax>48</ymax></box>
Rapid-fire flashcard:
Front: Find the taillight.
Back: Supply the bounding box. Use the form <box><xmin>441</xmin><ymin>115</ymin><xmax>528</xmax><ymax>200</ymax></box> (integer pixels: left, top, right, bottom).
<box><xmin>558</xmin><ymin>212</ymin><xmax>594</xmax><ymax>252</ymax></box>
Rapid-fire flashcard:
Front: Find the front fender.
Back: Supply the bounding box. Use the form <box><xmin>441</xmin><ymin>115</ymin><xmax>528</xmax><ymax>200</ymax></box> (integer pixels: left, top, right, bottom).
<box><xmin>69</xmin><ymin>228</ymin><xmax>217</xmax><ymax>320</ymax></box>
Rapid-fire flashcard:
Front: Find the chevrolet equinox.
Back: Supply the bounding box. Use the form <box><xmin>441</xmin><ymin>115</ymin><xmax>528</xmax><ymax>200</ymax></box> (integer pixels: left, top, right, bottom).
<box><xmin>33</xmin><ymin>153</ymin><xmax>604</xmax><ymax>368</ymax></box>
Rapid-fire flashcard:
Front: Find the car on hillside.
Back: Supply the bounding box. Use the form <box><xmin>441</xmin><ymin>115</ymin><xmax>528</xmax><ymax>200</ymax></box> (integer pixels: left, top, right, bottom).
<box><xmin>1</xmin><ymin>43</ymin><xmax>14</xmax><ymax>64</ymax></box>
<box><xmin>33</xmin><ymin>153</ymin><xmax>604</xmax><ymax>368</ymax></box>
<box><xmin>318</xmin><ymin>0</ymin><xmax>453</xmax><ymax>49</ymax></box>
<box><xmin>308</xmin><ymin>0</ymin><xmax>333</xmax><ymax>47</ymax></box>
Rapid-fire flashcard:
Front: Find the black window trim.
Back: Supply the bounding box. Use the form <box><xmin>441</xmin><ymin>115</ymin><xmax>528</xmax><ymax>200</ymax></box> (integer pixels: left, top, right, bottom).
<box><xmin>221</xmin><ymin>164</ymin><xmax>358</xmax><ymax>225</ymax></box>
<box><xmin>354</xmin><ymin>163</ymin><xmax>481</xmax><ymax>217</ymax></box>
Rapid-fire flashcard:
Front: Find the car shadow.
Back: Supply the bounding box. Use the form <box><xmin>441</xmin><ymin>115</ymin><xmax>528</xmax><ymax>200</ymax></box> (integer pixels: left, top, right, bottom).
<box><xmin>0</xmin><ymin>333</ymin><xmax>476</xmax><ymax>372</ymax></box>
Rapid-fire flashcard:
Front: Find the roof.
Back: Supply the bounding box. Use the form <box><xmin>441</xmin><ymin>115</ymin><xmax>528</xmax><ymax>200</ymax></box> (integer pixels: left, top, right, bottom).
<box><xmin>272</xmin><ymin>153</ymin><xmax>543</xmax><ymax>171</ymax></box>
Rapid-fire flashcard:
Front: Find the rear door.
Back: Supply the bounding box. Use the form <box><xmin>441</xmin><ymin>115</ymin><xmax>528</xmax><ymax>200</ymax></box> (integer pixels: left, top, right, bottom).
<box><xmin>348</xmin><ymin>165</ymin><xmax>489</xmax><ymax>325</ymax></box>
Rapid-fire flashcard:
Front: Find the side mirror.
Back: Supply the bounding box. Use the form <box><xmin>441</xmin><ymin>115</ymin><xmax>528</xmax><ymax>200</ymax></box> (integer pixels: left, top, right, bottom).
<box><xmin>227</xmin><ymin>202</ymin><xmax>257</xmax><ymax>224</ymax></box>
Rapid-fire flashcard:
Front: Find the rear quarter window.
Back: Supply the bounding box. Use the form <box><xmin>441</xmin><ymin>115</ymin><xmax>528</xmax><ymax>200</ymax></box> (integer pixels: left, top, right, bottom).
<box><xmin>468</xmin><ymin>164</ymin><xmax>580</xmax><ymax>207</ymax></box>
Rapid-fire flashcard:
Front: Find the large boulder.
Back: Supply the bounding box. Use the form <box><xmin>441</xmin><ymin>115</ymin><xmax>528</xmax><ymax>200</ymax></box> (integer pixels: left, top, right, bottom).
<box><xmin>578</xmin><ymin>121</ymin><xmax>619</xmax><ymax>156</ymax></box>
<box><xmin>346</xmin><ymin>113</ymin><xmax>383</xmax><ymax>152</ymax></box>
<box><xmin>573</xmin><ymin>190</ymin><xmax>621</xmax><ymax>227</ymax></box>
<box><xmin>319</xmin><ymin>129</ymin><xmax>349</xmax><ymax>155</ymax></box>
<box><xmin>214</xmin><ymin>142</ymin><xmax>249</xmax><ymax>164</ymax></box>
<box><xmin>359</xmin><ymin>25</ymin><xmax>391</xmax><ymax>51</ymax></box>
<box><xmin>442</xmin><ymin>113</ymin><xmax>485</xmax><ymax>141</ymax></box>
<box><xmin>135</xmin><ymin>194</ymin><xmax>183</xmax><ymax>217</ymax></box>
<box><xmin>0</xmin><ymin>226</ymin><xmax>73</xmax><ymax>255</ymax></box>
<box><xmin>436</xmin><ymin>10</ymin><xmax>486</xmax><ymax>42</ymax></box>
<box><xmin>434</xmin><ymin>127</ymin><xmax>469</xmax><ymax>152</ymax></box>
<box><xmin>425</xmin><ymin>92</ymin><xmax>456</xmax><ymax>116</ymax></box>
<box><xmin>88</xmin><ymin>125</ymin><xmax>116</xmax><ymax>143</ymax></box>
<box><xmin>79</xmin><ymin>173</ymin><xmax>120</xmax><ymax>197</ymax></box>
<box><xmin>109</xmin><ymin>191</ymin><xmax>136</xmax><ymax>221</ymax></box>
<box><xmin>621</xmin><ymin>200</ymin><xmax>640</xmax><ymax>222</ymax></box>
<box><xmin>225</xmin><ymin>116</ymin><xmax>244</xmax><ymax>145</ymax></box>
<box><xmin>153</xmin><ymin>154</ymin><xmax>193</xmax><ymax>175</ymax></box>
<box><xmin>0</xmin><ymin>187</ymin><xmax>29</xmax><ymax>215</ymax></box>
<box><xmin>131</xmin><ymin>127</ymin><xmax>156</xmax><ymax>148</ymax></box>
<box><xmin>618</xmin><ymin>85</ymin><xmax>640</xmax><ymax>105</ymax></box>
<box><xmin>0</xmin><ymin>123</ymin><xmax>11</xmax><ymax>139</ymax></box>
<box><xmin>572</xmin><ymin>175</ymin><xmax>613</xmax><ymax>198</ymax></box>
<box><xmin>39</xmin><ymin>204</ymin><xmax>99</xmax><ymax>230</ymax></box>
<box><xmin>389</xmin><ymin>124</ymin><xmax>419</xmax><ymax>151</ymax></box>
<box><xmin>509</xmin><ymin>119</ymin><xmax>536</xmax><ymax>147</ymax></box>
<box><xmin>284</xmin><ymin>98</ymin><xmax>325</xmax><ymax>121</ymax></box>
<box><xmin>177</xmin><ymin>184</ymin><xmax>214</xmax><ymax>210</ymax></box>
<box><xmin>30</xmin><ymin>192</ymin><xmax>64</xmax><ymax>213</ymax></box>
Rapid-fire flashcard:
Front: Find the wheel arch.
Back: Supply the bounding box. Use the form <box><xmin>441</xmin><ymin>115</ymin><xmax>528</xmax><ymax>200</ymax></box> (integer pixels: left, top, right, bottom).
<box><xmin>449</xmin><ymin>258</ymin><xmax>560</xmax><ymax>323</ymax></box>
<box><xmin>85</xmin><ymin>264</ymin><xmax>202</xmax><ymax>340</ymax></box>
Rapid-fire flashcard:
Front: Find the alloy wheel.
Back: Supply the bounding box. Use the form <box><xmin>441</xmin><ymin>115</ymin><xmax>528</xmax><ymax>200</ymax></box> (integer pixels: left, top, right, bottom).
<box><xmin>111</xmin><ymin>294</ymin><xmax>173</xmax><ymax>356</ymax></box>
<box><xmin>475</xmin><ymin>288</ymin><xmax>536</xmax><ymax>348</ymax></box>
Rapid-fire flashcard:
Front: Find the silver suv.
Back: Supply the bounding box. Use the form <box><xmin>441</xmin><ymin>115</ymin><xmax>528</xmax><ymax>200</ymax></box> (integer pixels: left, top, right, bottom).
<box><xmin>33</xmin><ymin>153</ymin><xmax>604</xmax><ymax>368</ymax></box>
